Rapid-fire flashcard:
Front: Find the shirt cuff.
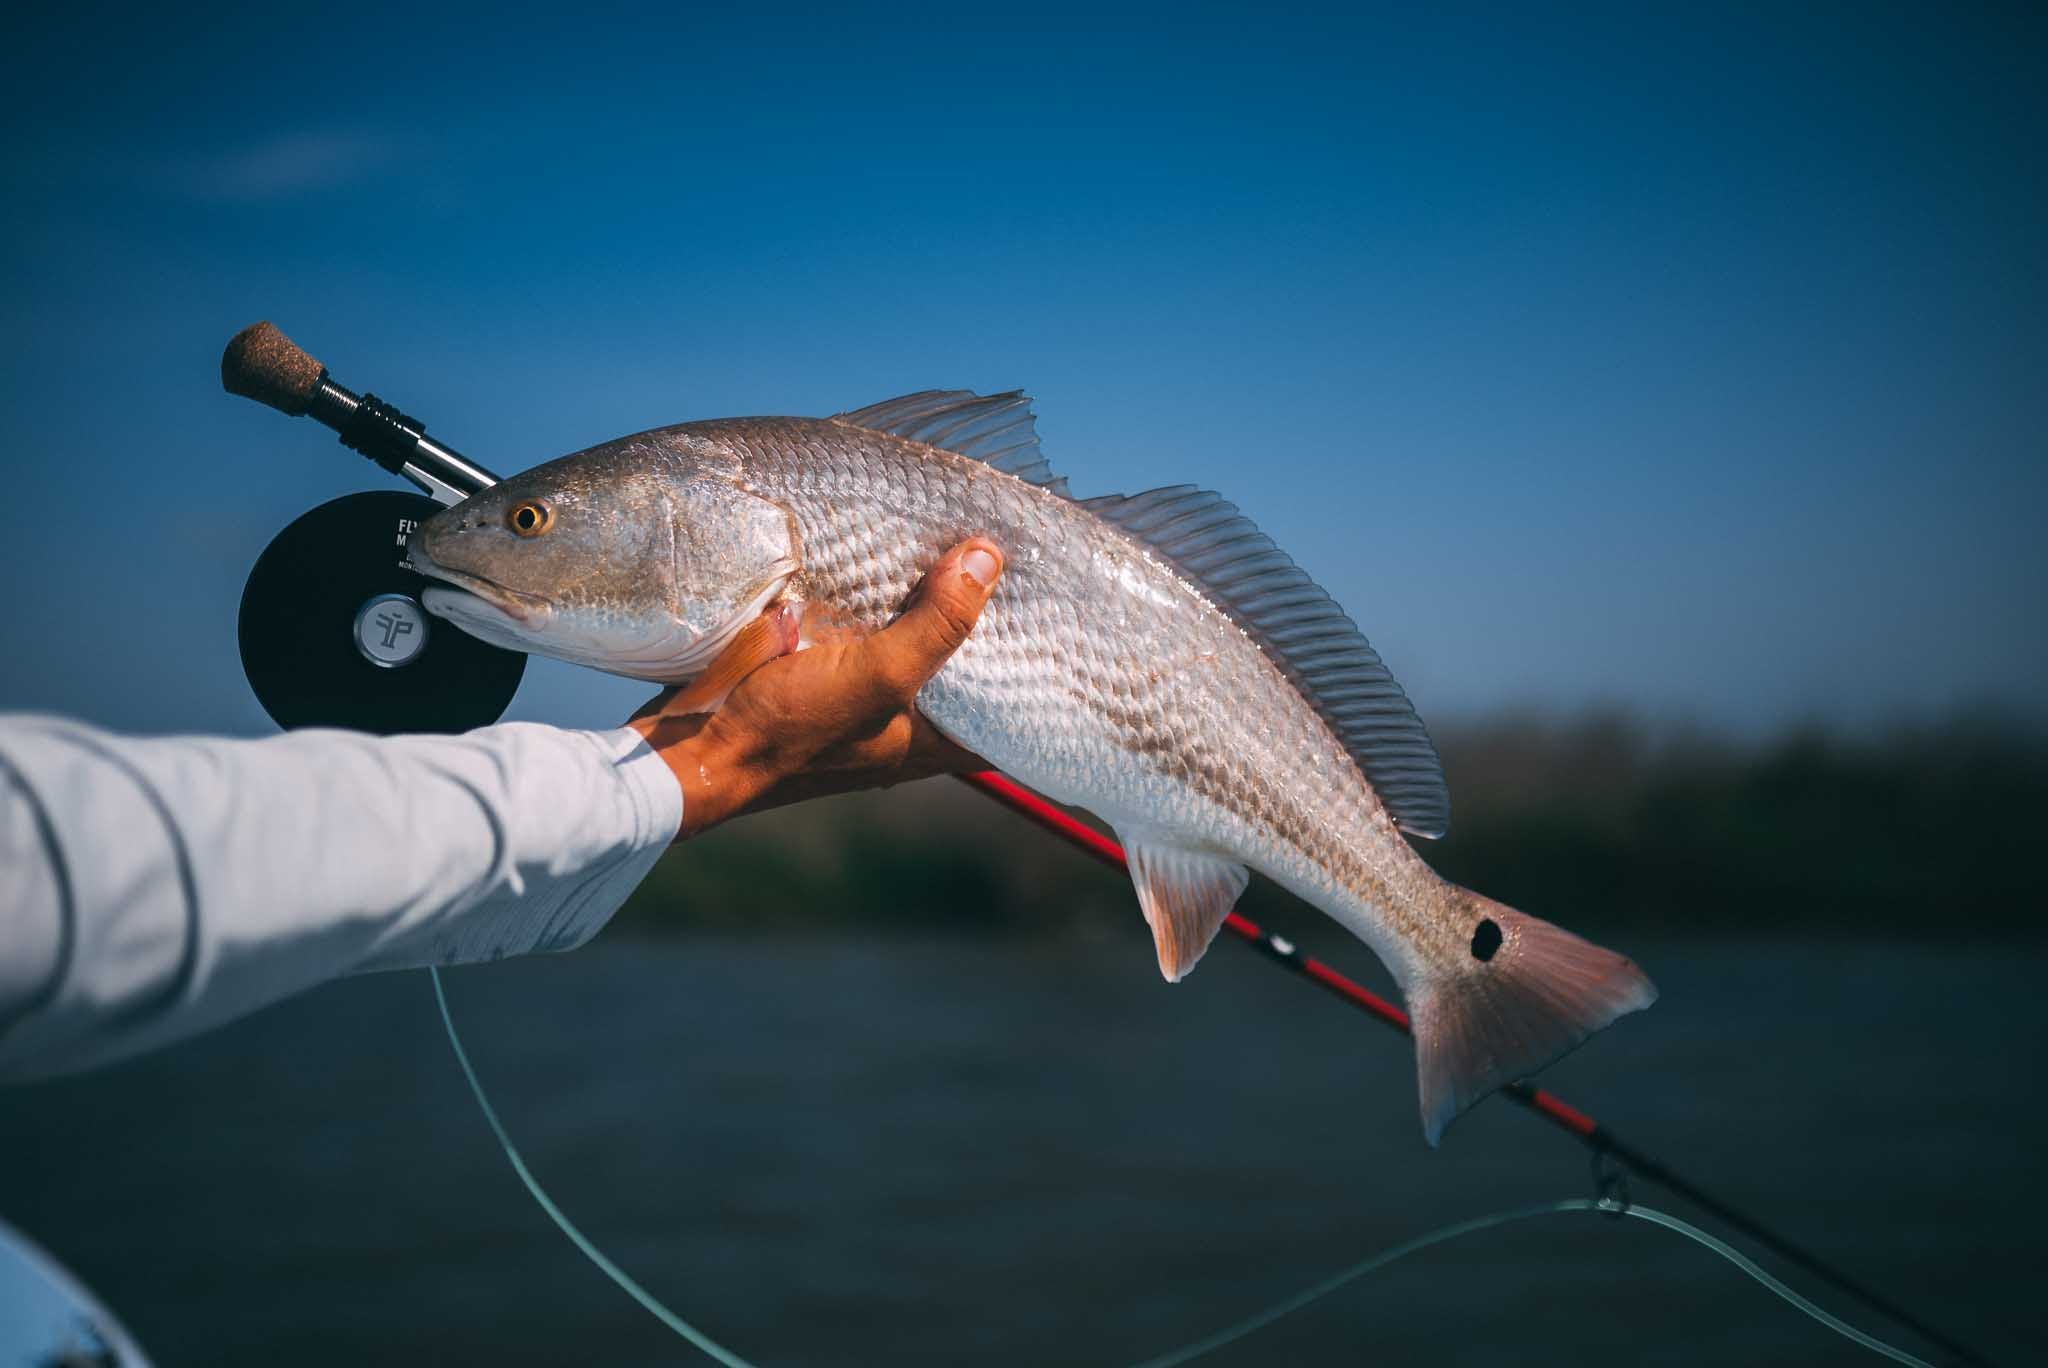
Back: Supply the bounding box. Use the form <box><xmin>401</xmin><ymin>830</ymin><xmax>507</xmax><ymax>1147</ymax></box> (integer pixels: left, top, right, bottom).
<box><xmin>522</xmin><ymin>726</ymin><xmax>682</xmax><ymax>954</ymax></box>
<box><xmin>606</xmin><ymin>724</ymin><xmax>685</xmax><ymax>849</ymax></box>
<box><xmin>354</xmin><ymin>725</ymin><xmax>683</xmax><ymax>972</ymax></box>
<box><xmin>502</xmin><ymin>725</ymin><xmax>682</xmax><ymax>955</ymax></box>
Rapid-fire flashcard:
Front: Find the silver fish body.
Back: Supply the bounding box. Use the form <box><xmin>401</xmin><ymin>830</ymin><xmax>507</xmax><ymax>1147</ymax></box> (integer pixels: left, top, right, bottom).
<box><xmin>410</xmin><ymin>395</ymin><xmax>1654</xmax><ymax>1143</ymax></box>
<box><xmin>740</xmin><ymin>420</ymin><xmax>1438</xmax><ymax>966</ymax></box>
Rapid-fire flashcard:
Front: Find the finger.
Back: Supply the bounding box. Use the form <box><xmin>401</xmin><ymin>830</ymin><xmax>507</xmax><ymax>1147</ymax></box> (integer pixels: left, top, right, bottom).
<box><xmin>741</xmin><ymin>730</ymin><xmax>983</xmax><ymax>816</ymax></box>
<box><xmin>900</xmin><ymin>713</ymin><xmax>986</xmax><ymax>777</ymax></box>
<box><xmin>864</xmin><ymin>539</ymin><xmax>1003</xmax><ymax>699</ymax></box>
<box><xmin>782</xmin><ymin>712</ymin><xmax>977</xmax><ymax>785</ymax></box>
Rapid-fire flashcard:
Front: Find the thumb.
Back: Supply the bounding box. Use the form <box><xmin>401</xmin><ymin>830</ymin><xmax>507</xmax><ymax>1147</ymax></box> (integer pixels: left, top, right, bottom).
<box><xmin>866</xmin><ymin>539</ymin><xmax>1004</xmax><ymax>698</ymax></box>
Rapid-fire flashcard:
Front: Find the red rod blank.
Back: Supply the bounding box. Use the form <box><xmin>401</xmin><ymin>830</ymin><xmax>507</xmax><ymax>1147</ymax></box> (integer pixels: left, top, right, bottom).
<box><xmin>956</xmin><ymin>769</ymin><xmax>1598</xmax><ymax>1143</ymax></box>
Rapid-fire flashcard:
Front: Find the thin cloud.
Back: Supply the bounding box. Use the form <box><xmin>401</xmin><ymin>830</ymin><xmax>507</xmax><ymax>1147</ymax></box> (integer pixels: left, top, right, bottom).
<box><xmin>166</xmin><ymin>130</ymin><xmax>399</xmax><ymax>203</ymax></box>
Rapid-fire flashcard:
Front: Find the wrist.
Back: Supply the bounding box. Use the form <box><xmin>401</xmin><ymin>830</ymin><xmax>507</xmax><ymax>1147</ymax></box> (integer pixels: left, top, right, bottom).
<box><xmin>626</xmin><ymin>714</ymin><xmax>768</xmax><ymax>838</ymax></box>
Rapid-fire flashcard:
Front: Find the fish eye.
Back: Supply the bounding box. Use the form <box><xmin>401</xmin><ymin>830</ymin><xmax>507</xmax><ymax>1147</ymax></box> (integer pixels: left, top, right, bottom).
<box><xmin>508</xmin><ymin>501</ymin><xmax>553</xmax><ymax>538</ymax></box>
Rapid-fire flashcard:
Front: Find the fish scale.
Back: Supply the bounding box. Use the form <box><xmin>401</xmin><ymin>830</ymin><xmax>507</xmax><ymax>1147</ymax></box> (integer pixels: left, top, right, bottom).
<box><xmin>743</xmin><ymin>422</ymin><xmax>1415</xmax><ymax>943</ymax></box>
<box><xmin>409</xmin><ymin>393</ymin><xmax>1656</xmax><ymax>1143</ymax></box>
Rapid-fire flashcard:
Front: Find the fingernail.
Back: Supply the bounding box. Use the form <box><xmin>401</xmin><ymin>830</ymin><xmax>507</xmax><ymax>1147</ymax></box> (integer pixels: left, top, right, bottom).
<box><xmin>961</xmin><ymin>547</ymin><xmax>1000</xmax><ymax>587</ymax></box>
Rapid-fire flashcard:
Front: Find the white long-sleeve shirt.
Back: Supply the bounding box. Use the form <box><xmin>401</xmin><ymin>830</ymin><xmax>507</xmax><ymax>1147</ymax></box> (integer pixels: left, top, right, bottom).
<box><xmin>0</xmin><ymin>716</ymin><xmax>682</xmax><ymax>1081</ymax></box>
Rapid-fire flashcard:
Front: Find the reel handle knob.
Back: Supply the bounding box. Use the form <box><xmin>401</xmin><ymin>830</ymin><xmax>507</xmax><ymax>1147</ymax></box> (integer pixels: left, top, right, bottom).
<box><xmin>221</xmin><ymin>321</ymin><xmax>327</xmax><ymax>416</ymax></box>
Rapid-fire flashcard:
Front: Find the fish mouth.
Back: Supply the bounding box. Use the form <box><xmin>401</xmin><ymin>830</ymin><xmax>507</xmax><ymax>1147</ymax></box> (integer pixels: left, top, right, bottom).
<box><xmin>406</xmin><ymin>548</ymin><xmax>551</xmax><ymax>627</ymax></box>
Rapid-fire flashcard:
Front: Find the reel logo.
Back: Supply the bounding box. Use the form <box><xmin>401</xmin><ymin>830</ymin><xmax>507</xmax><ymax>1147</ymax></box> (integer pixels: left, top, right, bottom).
<box><xmin>353</xmin><ymin>593</ymin><xmax>431</xmax><ymax>669</ymax></box>
<box><xmin>375</xmin><ymin>609</ymin><xmax>415</xmax><ymax>651</ymax></box>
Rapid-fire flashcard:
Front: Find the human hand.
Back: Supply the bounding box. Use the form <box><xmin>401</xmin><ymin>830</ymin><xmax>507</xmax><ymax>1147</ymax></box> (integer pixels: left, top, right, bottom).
<box><xmin>624</xmin><ymin>540</ymin><xmax>1003</xmax><ymax>838</ymax></box>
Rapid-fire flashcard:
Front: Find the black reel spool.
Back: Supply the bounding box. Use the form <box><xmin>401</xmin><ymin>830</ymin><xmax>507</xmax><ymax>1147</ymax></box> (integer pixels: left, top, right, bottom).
<box><xmin>239</xmin><ymin>490</ymin><xmax>525</xmax><ymax>735</ymax></box>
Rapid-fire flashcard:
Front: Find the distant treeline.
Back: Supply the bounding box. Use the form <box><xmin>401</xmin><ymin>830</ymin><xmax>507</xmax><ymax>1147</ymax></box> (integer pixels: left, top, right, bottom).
<box><xmin>614</xmin><ymin>711</ymin><xmax>2048</xmax><ymax>939</ymax></box>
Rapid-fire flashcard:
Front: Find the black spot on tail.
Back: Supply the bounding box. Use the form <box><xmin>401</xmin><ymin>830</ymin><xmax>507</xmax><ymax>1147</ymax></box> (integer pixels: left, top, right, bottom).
<box><xmin>1470</xmin><ymin>918</ymin><xmax>1502</xmax><ymax>963</ymax></box>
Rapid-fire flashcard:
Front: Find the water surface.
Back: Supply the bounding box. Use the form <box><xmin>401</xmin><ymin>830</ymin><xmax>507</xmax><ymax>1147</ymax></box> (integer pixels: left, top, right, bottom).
<box><xmin>3</xmin><ymin>933</ymin><xmax>2041</xmax><ymax>1366</ymax></box>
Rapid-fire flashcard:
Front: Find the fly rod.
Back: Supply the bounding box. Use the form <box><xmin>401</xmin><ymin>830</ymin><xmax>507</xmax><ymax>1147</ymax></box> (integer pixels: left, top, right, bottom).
<box><xmin>223</xmin><ymin>322</ymin><xmax>1996</xmax><ymax>1368</ymax></box>
<box><xmin>958</xmin><ymin>769</ymin><xmax>1993</xmax><ymax>1368</ymax></box>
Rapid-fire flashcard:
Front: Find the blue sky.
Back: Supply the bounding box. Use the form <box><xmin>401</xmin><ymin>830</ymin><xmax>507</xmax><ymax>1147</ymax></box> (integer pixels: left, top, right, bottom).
<box><xmin>3</xmin><ymin>3</ymin><xmax>2041</xmax><ymax>739</ymax></box>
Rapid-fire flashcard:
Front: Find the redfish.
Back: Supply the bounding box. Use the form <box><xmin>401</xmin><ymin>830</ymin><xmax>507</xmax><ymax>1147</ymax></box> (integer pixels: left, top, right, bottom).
<box><xmin>408</xmin><ymin>390</ymin><xmax>1654</xmax><ymax>1143</ymax></box>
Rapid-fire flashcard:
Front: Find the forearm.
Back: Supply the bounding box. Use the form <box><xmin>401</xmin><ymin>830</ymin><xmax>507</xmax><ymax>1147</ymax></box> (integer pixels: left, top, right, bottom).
<box><xmin>0</xmin><ymin>717</ymin><xmax>680</xmax><ymax>1081</ymax></box>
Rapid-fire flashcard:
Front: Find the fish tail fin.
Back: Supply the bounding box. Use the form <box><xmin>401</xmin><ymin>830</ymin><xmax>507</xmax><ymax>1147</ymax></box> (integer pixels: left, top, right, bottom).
<box><xmin>1409</xmin><ymin>894</ymin><xmax>1655</xmax><ymax>1147</ymax></box>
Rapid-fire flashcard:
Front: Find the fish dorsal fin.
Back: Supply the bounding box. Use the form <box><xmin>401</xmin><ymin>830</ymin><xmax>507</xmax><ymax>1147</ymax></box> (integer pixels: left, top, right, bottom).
<box><xmin>835</xmin><ymin>391</ymin><xmax>1446</xmax><ymax>833</ymax></box>
<box><xmin>1119</xmin><ymin>833</ymin><xmax>1250</xmax><ymax>982</ymax></box>
<box><xmin>834</xmin><ymin>390</ymin><xmax>1069</xmax><ymax>495</ymax></box>
<box><xmin>1082</xmin><ymin>485</ymin><xmax>1451</xmax><ymax>839</ymax></box>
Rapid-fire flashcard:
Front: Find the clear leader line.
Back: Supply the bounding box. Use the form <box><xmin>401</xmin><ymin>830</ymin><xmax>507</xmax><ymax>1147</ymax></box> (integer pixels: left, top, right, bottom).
<box><xmin>955</xmin><ymin>768</ymin><xmax>1995</xmax><ymax>1368</ymax></box>
<box><xmin>213</xmin><ymin>324</ymin><xmax>1994</xmax><ymax>1367</ymax></box>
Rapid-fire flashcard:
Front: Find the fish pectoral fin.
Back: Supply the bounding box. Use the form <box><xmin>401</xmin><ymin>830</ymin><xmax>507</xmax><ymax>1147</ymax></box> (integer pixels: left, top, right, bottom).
<box><xmin>666</xmin><ymin>601</ymin><xmax>800</xmax><ymax>715</ymax></box>
<box><xmin>1118</xmin><ymin>834</ymin><xmax>1250</xmax><ymax>983</ymax></box>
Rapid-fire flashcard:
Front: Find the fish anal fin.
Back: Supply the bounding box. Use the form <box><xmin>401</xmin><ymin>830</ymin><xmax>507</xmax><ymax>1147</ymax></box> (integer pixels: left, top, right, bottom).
<box><xmin>668</xmin><ymin>600</ymin><xmax>800</xmax><ymax>715</ymax></box>
<box><xmin>1410</xmin><ymin>897</ymin><xmax>1656</xmax><ymax>1146</ymax></box>
<box><xmin>1119</xmin><ymin>835</ymin><xmax>1250</xmax><ymax>983</ymax></box>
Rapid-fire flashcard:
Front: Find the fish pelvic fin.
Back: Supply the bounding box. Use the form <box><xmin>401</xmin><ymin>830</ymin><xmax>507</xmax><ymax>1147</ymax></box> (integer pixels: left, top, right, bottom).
<box><xmin>1409</xmin><ymin>894</ymin><xmax>1656</xmax><ymax>1147</ymax></box>
<box><xmin>1119</xmin><ymin>833</ymin><xmax>1250</xmax><ymax>982</ymax></box>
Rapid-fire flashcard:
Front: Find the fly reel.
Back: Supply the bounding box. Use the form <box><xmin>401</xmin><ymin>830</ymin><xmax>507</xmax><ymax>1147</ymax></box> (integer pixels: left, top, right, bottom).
<box><xmin>238</xmin><ymin>490</ymin><xmax>526</xmax><ymax>735</ymax></box>
<box><xmin>222</xmin><ymin>321</ymin><xmax>527</xmax><ymax>736</ymax></box>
